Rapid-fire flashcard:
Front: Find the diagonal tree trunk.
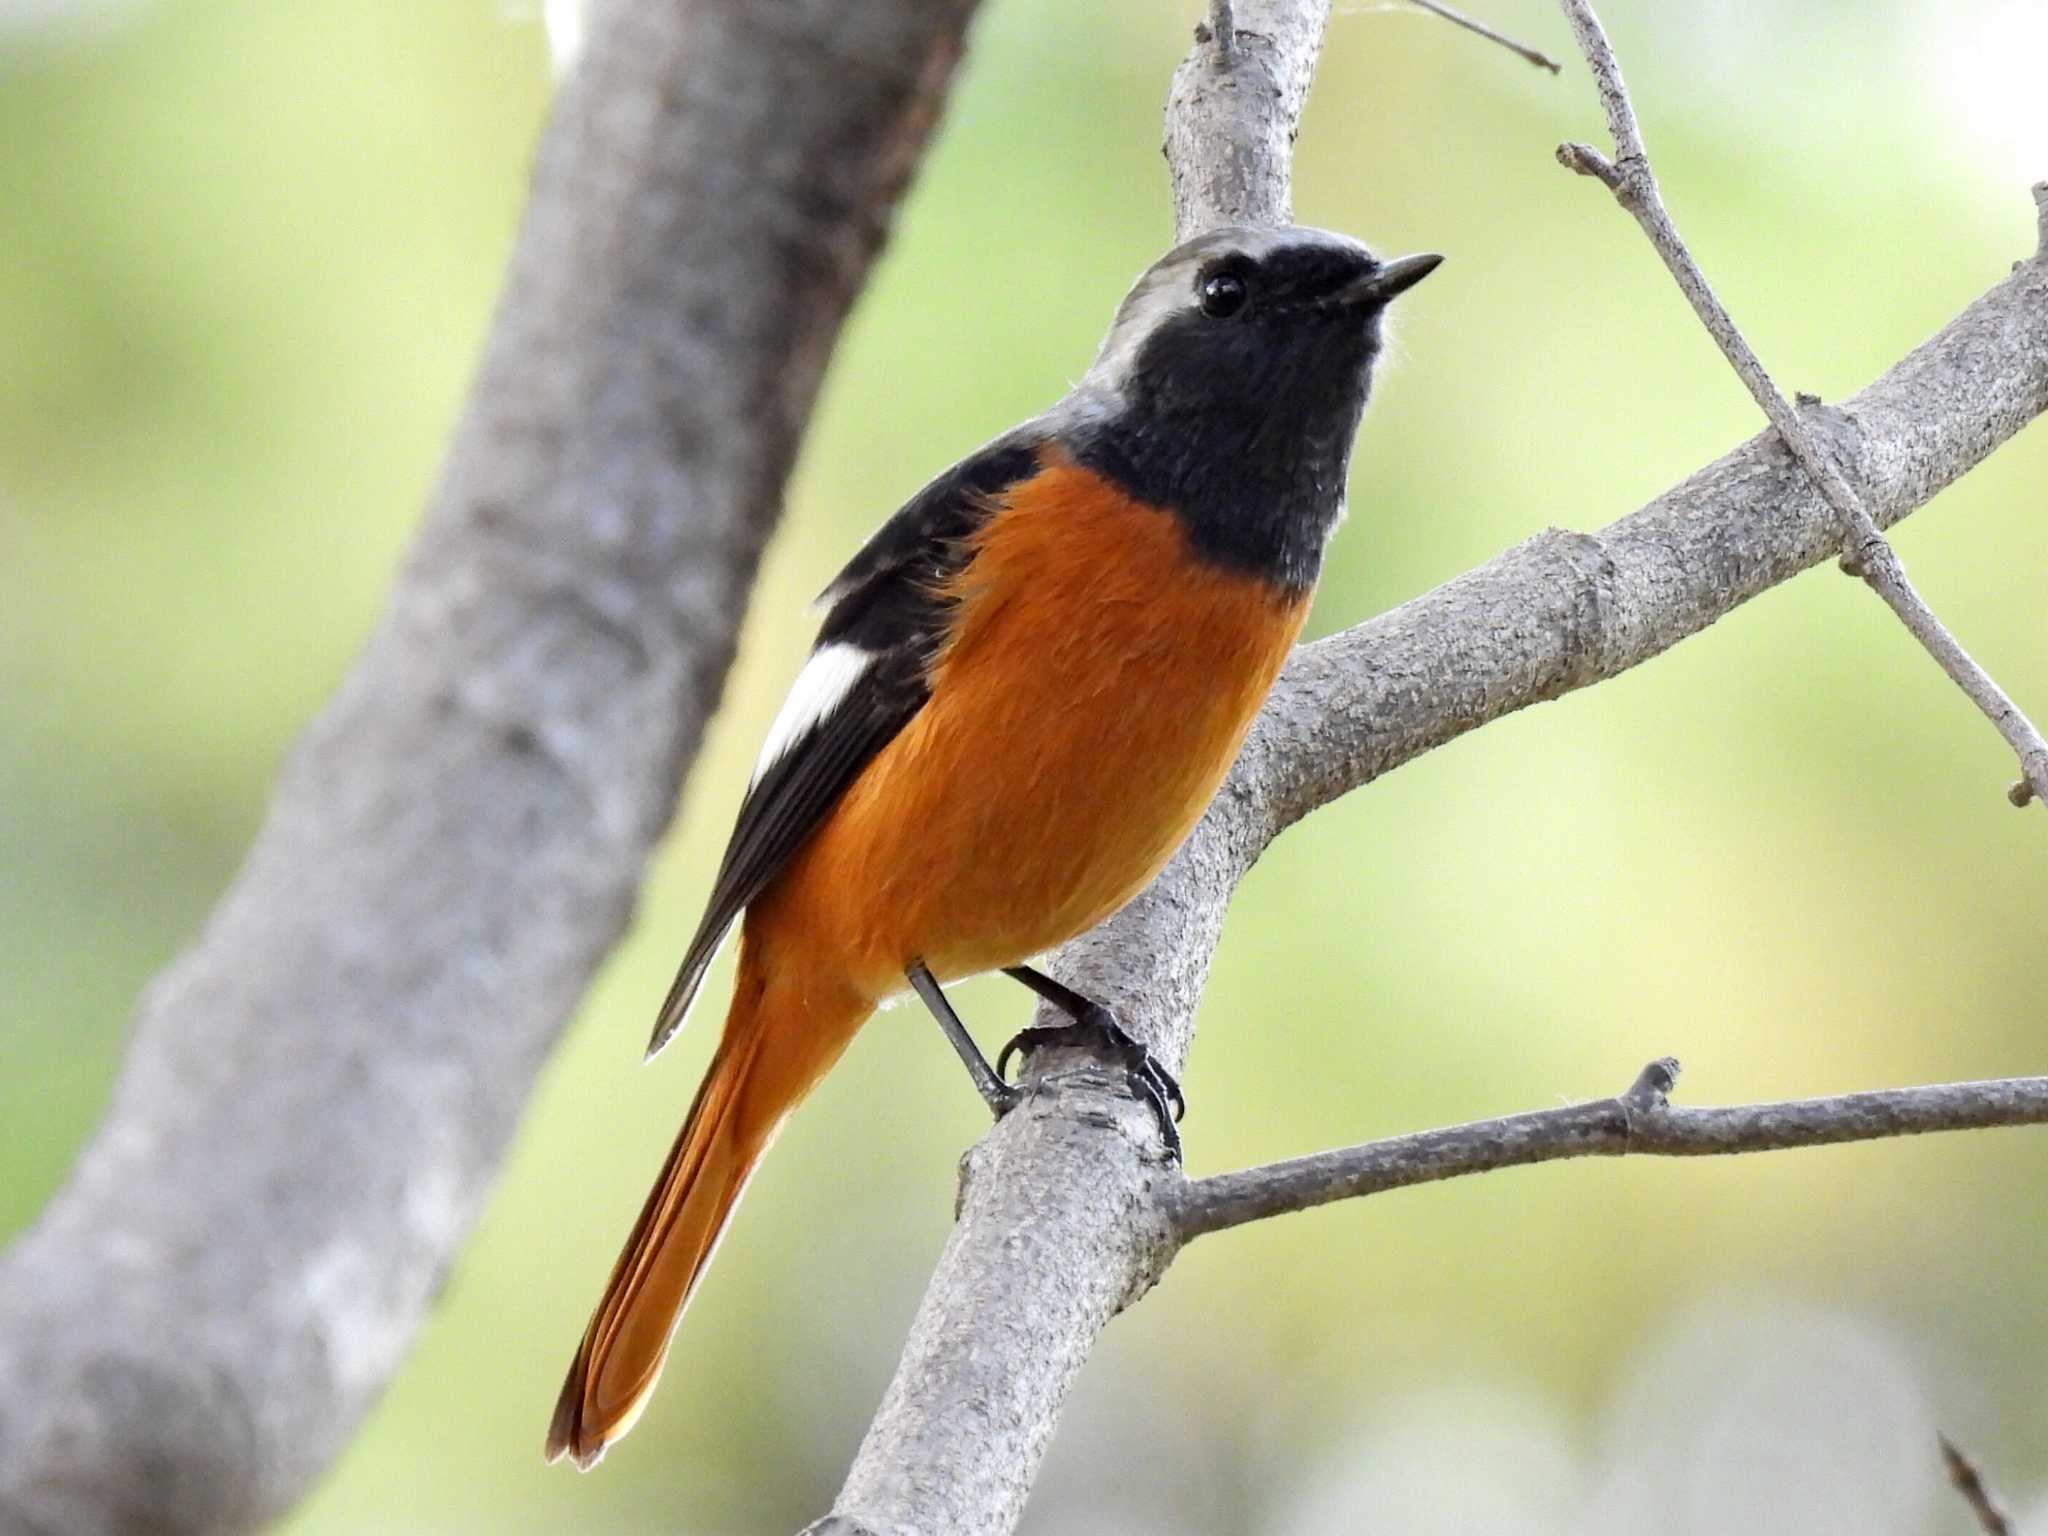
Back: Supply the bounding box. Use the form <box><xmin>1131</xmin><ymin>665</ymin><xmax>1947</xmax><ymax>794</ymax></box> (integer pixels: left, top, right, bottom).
<box><xmin>0</xmin><ymin>3</ymin><xmax>981</xmax><ymax>1531</ymax></box>
<box><xmin>4</xmin><ymin>3</ymin><xmax>2042</xmax><ymax>1534</ymax></box>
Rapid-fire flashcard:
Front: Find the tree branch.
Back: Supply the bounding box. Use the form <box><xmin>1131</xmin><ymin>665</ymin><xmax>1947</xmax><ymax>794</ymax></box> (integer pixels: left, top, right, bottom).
<box><xmin>1552</xmin><ymin>0</ymin><xmax>2048</xmax><ymax>812</ymax></box>
<box><xmin>807</xmin><ymin>15</ymin><xmax>1334</xmax><ymax>1536</ymax></box>
<box><xmin>1940</xmin><ymin>1434</ymin><xmax>2017</xmax><ymax>1536</ymax></box>
<box><xmin>1246</xmin><ymin>233</ymin><xmax>2048</xmax><ymax>835</ymax></box>
<box><xmin>1166</xmin><ymin>0</ymin><xmax>1332</xmax><ymax>234</ymax></box>
<box><xmin>0</xmin><ymin>2</ymin><xmax>981</xmax><ymax>1531</ymax></box>
<box><xmin>1174</xmin><ymin>1060</ymin><xmax>2048</xmax><ymax>1239</ymax></box>
<box><xmin>11</xmin><ymin>0</ymin><xmax>2033</xmax><ymax>1529</ymax></box>
<box><xmin>809</xmin><ymin>10</ymin><xmax>2048</xmax><ymax>1535</ymax></box>
<box><xmin>1404</xmin><ymin>0</ymin><xmax>1563</xmax><ymax>74</ymax></box>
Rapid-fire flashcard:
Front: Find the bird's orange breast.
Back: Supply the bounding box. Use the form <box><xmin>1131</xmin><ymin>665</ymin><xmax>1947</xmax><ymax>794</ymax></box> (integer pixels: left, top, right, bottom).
<box><xmin>749</xmin><ymin>453</ymin><xmax>1309</xmax><ymax>1004</ymax></box>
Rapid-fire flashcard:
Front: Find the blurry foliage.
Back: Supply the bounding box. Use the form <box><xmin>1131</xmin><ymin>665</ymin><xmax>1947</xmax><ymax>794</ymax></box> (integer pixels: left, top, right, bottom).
<box><xmin>1</xmin><ymin>0</ymin><xmax>2044</xmax><ymax>1531</ymax></box>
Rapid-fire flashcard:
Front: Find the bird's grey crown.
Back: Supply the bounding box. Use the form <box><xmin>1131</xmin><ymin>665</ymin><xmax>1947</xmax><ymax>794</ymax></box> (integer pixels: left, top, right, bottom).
<box><xmin>1081</xmin><ymin>224</ymin><xmax>1378</xmax><ymax>397</ymax></box>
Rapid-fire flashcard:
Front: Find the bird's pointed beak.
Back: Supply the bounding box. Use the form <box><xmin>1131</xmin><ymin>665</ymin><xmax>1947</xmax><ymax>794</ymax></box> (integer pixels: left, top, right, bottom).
<box><xmin>1342</xmin><ymin>251</ymin><xmax>1444</xmax><ymax>305</ymax></box>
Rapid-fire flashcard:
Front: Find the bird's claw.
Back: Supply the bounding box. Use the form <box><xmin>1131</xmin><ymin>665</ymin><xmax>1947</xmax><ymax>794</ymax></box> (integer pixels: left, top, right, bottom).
<box><xmin>997</xmin><ymin>1007</ymin><xmax>1184</xmax><ymax>1162</ymax></box>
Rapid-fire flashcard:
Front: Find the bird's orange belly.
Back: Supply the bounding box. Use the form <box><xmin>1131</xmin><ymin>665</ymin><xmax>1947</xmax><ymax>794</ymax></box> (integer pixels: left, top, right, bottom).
<box><xmin>749</xmin><ymin>460</ymin><xmax>1308</xmax><ymax>1004</ymax></box>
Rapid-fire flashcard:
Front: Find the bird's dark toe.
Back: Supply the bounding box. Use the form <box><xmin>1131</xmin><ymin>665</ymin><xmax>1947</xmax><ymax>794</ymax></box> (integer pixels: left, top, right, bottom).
<box><xmin>997</xmin><ymin>1010</ymin><xmax>1185</xmax><ymax>1160</ymax></box>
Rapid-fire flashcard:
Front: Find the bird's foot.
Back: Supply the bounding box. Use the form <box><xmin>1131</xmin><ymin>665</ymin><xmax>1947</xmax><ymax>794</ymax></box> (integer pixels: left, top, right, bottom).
<box><xmin>997</xmin><ymin>1006</ymin><xmax>1184</xmax><ymax>1162</ymax></box>
<box><xmin>983</xmin><ymin>1078</ymin><xmax>1024</xmax><ymax>1119</ymax></box>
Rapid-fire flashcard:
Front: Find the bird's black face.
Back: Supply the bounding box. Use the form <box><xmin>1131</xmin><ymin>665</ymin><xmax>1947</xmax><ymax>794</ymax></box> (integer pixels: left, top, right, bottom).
<box><xmin>1066</xmin><ymin>226</ymin><xmax>1440</xmax><ymax>594</ymax></box>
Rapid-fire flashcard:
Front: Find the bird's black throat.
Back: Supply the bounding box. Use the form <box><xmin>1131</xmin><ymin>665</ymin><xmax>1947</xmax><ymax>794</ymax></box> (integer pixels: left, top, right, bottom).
<box><xmin>1067</xmin><ymin>311</ymin><xmax>1380</xmax><ymax>597</ymax></box>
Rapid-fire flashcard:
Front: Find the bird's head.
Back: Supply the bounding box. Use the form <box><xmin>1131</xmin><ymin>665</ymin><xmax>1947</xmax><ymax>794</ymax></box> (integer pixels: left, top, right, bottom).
<box><xmin>1086</xmin><ymin>224</ymin><xmax>1440</xmax><ymax>412</ymax></box>
<box><xmin>1066</xmin><ymin>225</ymin><xmax>1441</xmax><ymax>592</ymax></box>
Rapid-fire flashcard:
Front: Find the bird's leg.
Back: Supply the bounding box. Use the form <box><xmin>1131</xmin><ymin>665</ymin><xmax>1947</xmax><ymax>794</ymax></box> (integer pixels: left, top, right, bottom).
<box><xmin>999</xmin><ymin>965</ymin><xmax>1184</xmax><ymax>1161</ymax></box>
<box><xmin>907</xmin><ymin>962</ymin><xmax>1021</xmax><ymax>1118</ymax></box>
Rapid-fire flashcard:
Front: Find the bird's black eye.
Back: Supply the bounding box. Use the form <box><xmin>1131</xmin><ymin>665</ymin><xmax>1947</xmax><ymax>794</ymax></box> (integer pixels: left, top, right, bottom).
<box><xmin>1199</xmin><ymin>270</ymin><xmax>1248</xmax><ymax>319</ymax></box>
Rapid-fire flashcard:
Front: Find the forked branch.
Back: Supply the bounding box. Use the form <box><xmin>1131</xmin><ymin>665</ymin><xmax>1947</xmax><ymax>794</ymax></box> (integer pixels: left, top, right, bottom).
<box><xmin>807</xmin><ymin>3</ymin><xmax>2048</xmax><ymax>1529</ymax></box>
<box><xmin>1553</xmin><ymin>0</ymin><xmax>2048</xmax><ymax>810</ymax></box>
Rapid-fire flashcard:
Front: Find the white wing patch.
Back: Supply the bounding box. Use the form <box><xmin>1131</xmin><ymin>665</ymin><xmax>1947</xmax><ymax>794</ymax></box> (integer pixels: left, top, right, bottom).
<box><xmin>750</xmin><ymin>642</ymin><xmax>874</xmax><ymax>786</ymax></box>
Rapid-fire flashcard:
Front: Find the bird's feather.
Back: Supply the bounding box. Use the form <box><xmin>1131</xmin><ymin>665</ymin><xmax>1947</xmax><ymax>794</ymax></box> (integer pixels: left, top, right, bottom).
<box><xmin>644</xmin><ymin>430</ymin><xmax>1046</xmax><ymax>1058</ymax></box>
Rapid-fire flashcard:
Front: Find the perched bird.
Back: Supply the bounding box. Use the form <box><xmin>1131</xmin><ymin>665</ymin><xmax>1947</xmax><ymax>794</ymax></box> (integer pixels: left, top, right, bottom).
<box><xmin>545</xmin><ymin>224</ymin><xmax>1440</xmax><ymax>1468</ymax></box>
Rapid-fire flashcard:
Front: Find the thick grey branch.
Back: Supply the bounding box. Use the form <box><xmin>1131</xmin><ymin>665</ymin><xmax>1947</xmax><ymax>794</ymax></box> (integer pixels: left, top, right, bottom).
<box><xmin>1248</xmin><ymin>232</ymin><xmax>2048</xmax><ymax>832</ymax></box>
<box><xmin>1553</xmin><ymin>0</ymin><xmax>2048</xmax><ymax>810</ymax></box>
<box><xmin>1174</xmin><ymin>1061</ymin><xmax>2048</xmax><ymax>1239</ymax></box>
<box><xmin>809</xmin><ymin>14</ymin><xmax>1333</xmax><ymax>1536</ymax></box>
<box><xmin>0</xmin><ymin>2</ymin><xmax>980</xmax><ymax>1532</ymax></box>
<box><xmin>1166</xmin><ymin>0</ymin><xmax>1332</xmax><ymax>234</ymax></box>
<box><xmin>808</xmin><ymin>0</ymin><xmax>2045</xmax><ymax>1527</ymax></box>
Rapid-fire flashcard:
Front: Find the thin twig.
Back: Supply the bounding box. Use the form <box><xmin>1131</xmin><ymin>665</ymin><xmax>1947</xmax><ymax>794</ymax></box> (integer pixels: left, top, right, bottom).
<box><xmin>1553</xmin><ymin>0</ymin><xmax>2048</xmax><ymax>812</ymax></box>
<box><xmin>1250</xmin><ymin>211</ymin><xmax>2048</xmax><ymax>836</ymax></box>
<box><xmin>810</xmin><ymin>192</ymin><xmax>2048</xmax><ymax>1535</ymax></box>
<box><xmin>1174</xmin><ymin>1061</ymin><xmax>2048</xmax><ymax>1239</ymax></box>
<box><xmin>1940</xmin><ymin>1434</ymin><xmax>2016</xmax><ymax>1536</ymax></box>
<box><xmin>1404</xmin><ymin>0</ymin><xmax>1562</xmax><ymax>73</ymax></box>
<box><xmin>803</xmin><ymin>12</ymin><xmax>2048</xmax><ymax>1533</ymax></box>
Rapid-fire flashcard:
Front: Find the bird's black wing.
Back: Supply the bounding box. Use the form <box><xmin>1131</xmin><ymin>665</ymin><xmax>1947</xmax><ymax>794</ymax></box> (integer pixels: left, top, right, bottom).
<box><xmin>645</xmin><ymin>429</ymin><xmax>1046</xmax><ymax>1058</ymax></box>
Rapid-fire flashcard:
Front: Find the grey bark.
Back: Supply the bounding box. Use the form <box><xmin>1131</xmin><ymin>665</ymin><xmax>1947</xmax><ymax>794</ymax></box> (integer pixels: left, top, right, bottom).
<box><xmin>1248</xmin><ymin>210</ymin><xmax>2048</xmax><ymax>837</ymax></box>
<box><xmin>805</xmin><ymin>16</ymin><xmax>2048</xmax><ymax>1536</ymax></box>
<box><xmin>4</xmin><ymin>0</ymin><xmax>2042</xmax><ymax>1532</ymax></box>
<box><xmin>807</xmin><ymin>21</ymin><xmax>1335</xmax><ymax>1533</ymax></box>
<box><xmin>1164</xmin><ymin>0</ymin><xmax>1332</xmax><ymax>234</ymax></box>
<box><xmin>1551</xmin><ymin>0</ymin><xmax>2048</xmax><ymax>808</ymax></box>
<box><xmin>0</xmin><ymin>1</ymin><xmax>980</xmax><ymax>1531</ymax></box>
<box><xmin>1175</xmin><ymin>1061</ymin><xmax>2048</xmax><ymax>1238</ymax></box>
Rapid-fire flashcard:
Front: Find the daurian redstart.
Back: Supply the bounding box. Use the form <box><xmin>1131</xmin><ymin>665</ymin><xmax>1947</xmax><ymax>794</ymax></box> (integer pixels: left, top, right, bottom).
<box><xmin>545</xmin><ymin>225</ymin><xmax>1441</xmax><ymax>1467</ymax></box>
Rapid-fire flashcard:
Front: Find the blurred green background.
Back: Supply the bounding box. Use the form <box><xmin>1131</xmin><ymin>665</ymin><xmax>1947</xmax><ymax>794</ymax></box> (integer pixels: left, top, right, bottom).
<box><xmin>4</xmin><ymin>0</ymin><xmax>2045</xmax><ymax>1530</ymax></box>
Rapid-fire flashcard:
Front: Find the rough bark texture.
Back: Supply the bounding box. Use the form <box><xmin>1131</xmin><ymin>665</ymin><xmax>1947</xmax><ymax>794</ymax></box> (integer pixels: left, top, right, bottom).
<box><xmin>0</xmin><ymin>1</ymin><xmax>980</xmax><ymax>1531</ymax></box>
<box><xmin>1164</xmin><ymin>0</ymin><xmax>1331</xmax><ymax>234</ymax></box>
<box><xmin>805</xmin><ymin>16</ymin><xmax>2048</xmax><ymax>1536</ymax></box>
<box><xmin>6</xmin><ymin>0</ymin><xmax>2044</xmax><ymax>1531</ymax></box>
<box><xmin>798</xmin><ymin>16</ymin><xmax>1337</xmax><ymax>1536</ymax></box>
<box><xmin>1248</xmin><ymin>232</ymin><xmax>2048</xmax><ymax>833</ymax></box>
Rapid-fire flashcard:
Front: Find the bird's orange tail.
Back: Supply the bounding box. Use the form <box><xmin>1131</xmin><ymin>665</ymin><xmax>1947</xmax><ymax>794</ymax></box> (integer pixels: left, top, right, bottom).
<box><xmin>545</xmin><ymin>949</ymin><xmax>856</xmax><ymax>1469</ymax></box>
